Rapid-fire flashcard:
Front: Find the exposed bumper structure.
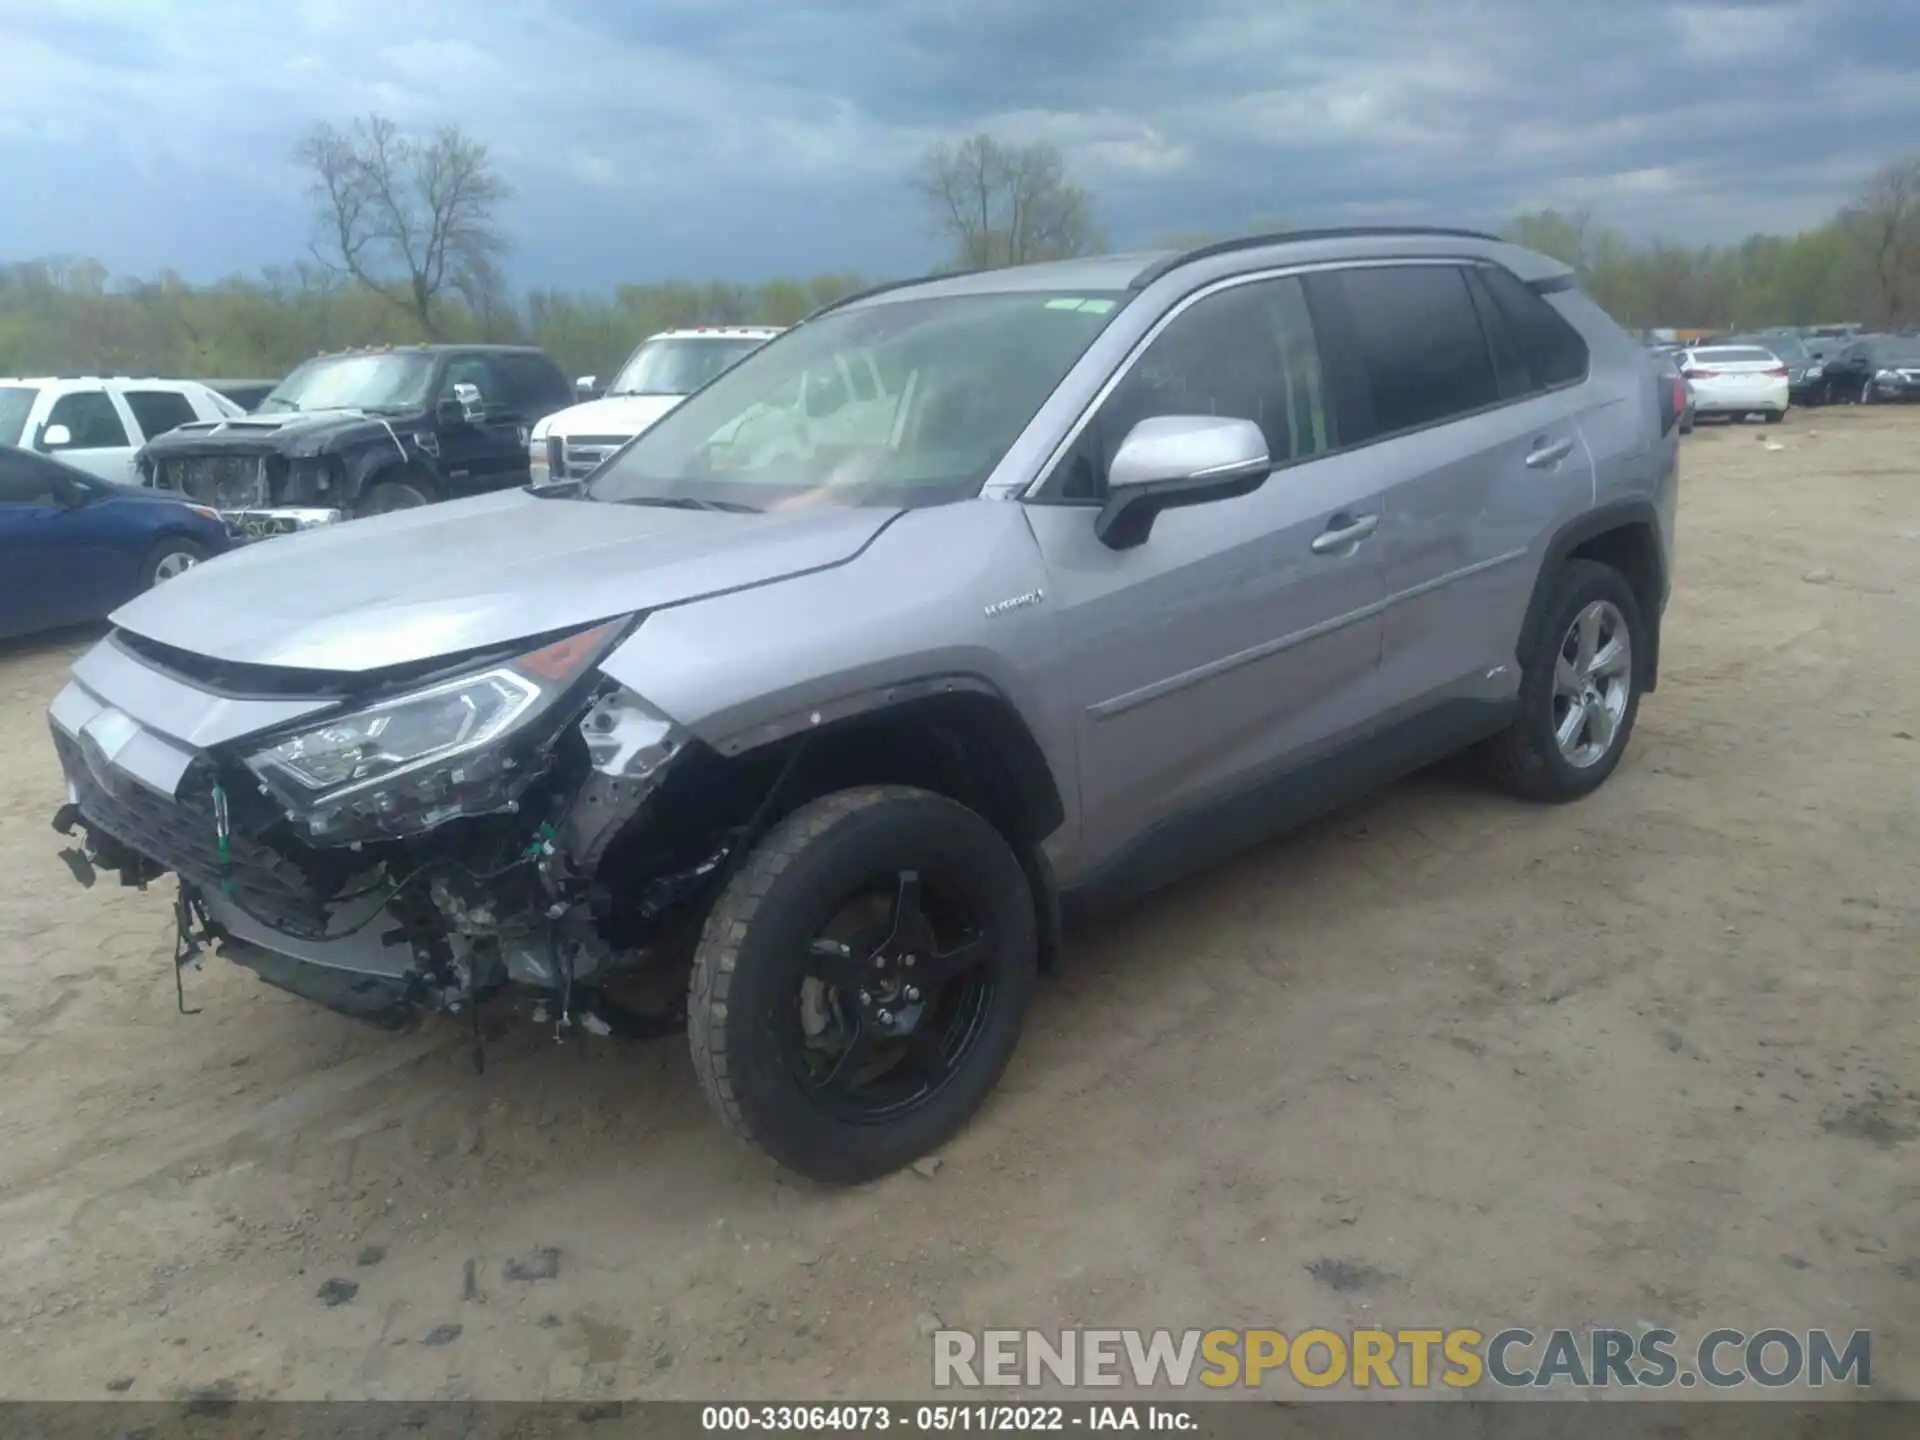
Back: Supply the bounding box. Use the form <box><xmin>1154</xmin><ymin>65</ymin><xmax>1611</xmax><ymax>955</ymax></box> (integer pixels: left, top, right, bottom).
<box><xmin>46</xmin><ymin>632</ymin><xmax>689</xmax><ymax>1033</ymax></box>
<box><xmin>222</xmin><ymin>506</ymin><xmax>345</xmax><ymax>543</ymax></box>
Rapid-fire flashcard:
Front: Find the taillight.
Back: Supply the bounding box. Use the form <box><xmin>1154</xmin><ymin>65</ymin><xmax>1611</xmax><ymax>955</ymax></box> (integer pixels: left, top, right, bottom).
<box><xmin>1765</xmin><ymin>365</ymin><xmax>1788</xmax><ymax>377</ymax></box>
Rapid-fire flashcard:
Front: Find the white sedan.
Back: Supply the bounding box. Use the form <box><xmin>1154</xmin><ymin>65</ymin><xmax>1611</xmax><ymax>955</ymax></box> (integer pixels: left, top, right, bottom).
<box><xmin>1678</xmin><ymin>345</ymin><xmax>1790</xmax><ymax>423</ymax></box>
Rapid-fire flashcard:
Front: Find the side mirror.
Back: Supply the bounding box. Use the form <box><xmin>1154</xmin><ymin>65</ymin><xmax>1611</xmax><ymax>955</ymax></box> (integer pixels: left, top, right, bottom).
<box><xmin>454</xmin><ymin>381</ymin><xmax>488</xmax><ymax>424</ymax></box>
<box><xmin>1095</xmin><ymin>415</ymin><xmax>1271</xmax><ymax>550</ymax></box>
<box><xmin>38</xmin><ymin>422</ymin><xmax>73</xmax><ymax>450</ymax></box>
<box><xmin>574</xmin><ymin>376</ymin><xmax>598</xmax><ymax>399</ymax></box>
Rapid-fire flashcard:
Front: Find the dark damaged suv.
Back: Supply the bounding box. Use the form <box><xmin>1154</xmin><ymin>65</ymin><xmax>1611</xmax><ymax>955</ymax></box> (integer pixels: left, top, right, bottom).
<box><xmin>137</xmin><ymin>345</ymin><xmax>573</xmax><ymax>537</ymax></box>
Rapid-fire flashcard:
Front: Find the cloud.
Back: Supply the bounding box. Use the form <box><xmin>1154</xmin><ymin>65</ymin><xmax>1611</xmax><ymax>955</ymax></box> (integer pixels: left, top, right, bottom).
<box><xmin>0</xmin><ymin>0</ymin><xmax>1915</xmax><ymax>289</ymax></box>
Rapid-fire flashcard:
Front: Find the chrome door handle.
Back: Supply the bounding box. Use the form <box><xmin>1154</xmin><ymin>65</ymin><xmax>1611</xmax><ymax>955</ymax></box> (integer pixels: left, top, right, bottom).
<box><xmin>1310</xmin><ymin>512</ymin><xmax>1379</xmax><ymax>554</ymax></box>
<box><xmin>1525</xmin><ymin>437</ymin><xmax>1574</xmax><ymax>469</ymax></box>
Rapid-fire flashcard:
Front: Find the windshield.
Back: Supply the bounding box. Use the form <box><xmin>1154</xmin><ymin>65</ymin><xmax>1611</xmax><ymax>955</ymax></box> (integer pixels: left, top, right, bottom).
<box><xmin>0</xmin><ymin>386</ymin><xmax>36</xmax><ymax>446</ymax></box>
<box><xmin>259</xmin><ymin>354</ymin><xmax>436</xmax><ymax>414</ymax></box>
<box><xmin>1750</xmin><ymin>335</ymin><xmax>1808</xmax><ymax>361</ymax></box>
<box><xmin>584</xmin><ymin>292</ymin><xmax>1128</xmax><ymax>512</ymax></box>
<box><xmin>609</xmin><ymin>336</ymin><xmax>770</xmax><ymax>396</ymax></box>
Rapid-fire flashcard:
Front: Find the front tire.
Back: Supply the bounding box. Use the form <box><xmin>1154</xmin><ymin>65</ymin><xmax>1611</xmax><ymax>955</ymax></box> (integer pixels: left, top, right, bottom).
<box><xmin>1486</xmin><ymin>560</ymin><xmax>1645</xmax><ymax>803</ymax></box>
<box><xmin>688</xmin><ymin>786</ymin><xmax>1038</xmax><ymax>1184</ymax></box>
<box><xmin>140</xmin><ymin>536</ymin><xmax>205</xmax><ymax>590</ymax></box>
<box><xmin>354</xmin><ymin>471</ymin><xmax>437</xmax><ymax>517</ymax></box>
<box><xmin>1764</xmin><ymin>409</ymin><xmax>1785</xmax><ymax>424</ymax></box>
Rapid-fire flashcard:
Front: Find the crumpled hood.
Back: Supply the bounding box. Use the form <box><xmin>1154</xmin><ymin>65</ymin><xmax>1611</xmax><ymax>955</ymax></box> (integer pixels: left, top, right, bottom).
<box><xmin>111</xmin><ymin>489</ymin><xmax>899</xmax><ymax>672</ymax></box>
<box><xmin>141</xmin><ymin>408</ymin><xmax>403</xmax><ymax>460</ymax></box>
<box><xmin>530</xmin><ymin>393</ymin><xmax>684</xmax><ymax>442</ymax></box>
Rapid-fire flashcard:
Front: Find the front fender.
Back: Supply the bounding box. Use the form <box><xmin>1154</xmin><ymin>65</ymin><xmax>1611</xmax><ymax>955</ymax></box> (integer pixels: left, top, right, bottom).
<box><xmin>596</xmin><ymin>500</ymin><xmax>1082</xmax><ymax>843</ymax></box>
<box><xmin>340</xmin><ymin>440</ymin><xmax>444</xmax><ymax>505</ymax></box>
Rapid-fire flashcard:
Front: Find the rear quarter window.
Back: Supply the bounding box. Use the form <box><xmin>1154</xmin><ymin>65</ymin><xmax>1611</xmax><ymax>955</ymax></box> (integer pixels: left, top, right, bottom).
<box><xmin>0</xmin><ymin>386</ymin><xmax>37</xmax><ymax>447</ymax></box>
<box><xmin>1477</xmin><ymin>264</ymin><xmax>1590</xmax><ymax>389</ymax></box>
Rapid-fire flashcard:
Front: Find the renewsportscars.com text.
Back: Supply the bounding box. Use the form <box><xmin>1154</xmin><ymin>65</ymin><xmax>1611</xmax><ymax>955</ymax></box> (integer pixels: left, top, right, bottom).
<box><xmin>932</xmin><ymin>1327</ymin><xmax>1871</xmax><ymax>1391</ymax></box>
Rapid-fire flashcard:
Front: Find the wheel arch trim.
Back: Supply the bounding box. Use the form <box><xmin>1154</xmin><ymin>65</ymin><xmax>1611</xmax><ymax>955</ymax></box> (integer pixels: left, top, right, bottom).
<box><xmin>1515</xmin><ymin>499</ymin><xmax>1666</xmax><ymax>690</ymax></box>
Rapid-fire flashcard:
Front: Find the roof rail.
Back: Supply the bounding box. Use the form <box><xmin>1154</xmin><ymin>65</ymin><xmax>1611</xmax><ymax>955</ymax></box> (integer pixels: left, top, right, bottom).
<box><xmin>1129</xmin><ymin>226</ymin><xmax>1506</xmax><ymax>290</ymax></box>
<box><xmin>803</xmin><ymin>269</ymin><xmax>983</xmax><ymax>322</ymax></box>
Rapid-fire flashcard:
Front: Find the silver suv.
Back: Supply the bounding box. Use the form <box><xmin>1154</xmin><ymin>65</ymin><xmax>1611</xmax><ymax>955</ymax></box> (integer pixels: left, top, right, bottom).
<box><xmin>47</xmin><ymin>228</ymin><xmax>1680</xmax><ymax>1182</ymax></box>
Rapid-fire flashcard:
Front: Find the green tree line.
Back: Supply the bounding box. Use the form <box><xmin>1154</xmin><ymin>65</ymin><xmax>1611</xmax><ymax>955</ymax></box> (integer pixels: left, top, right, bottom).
<box><xmin>0</xmin><ymin>259</ymin><xmax>871</xmax><ymax>385</ymax></box>
<box><xmin>3</xmin><ymin>125</ymin><xmax>1914</xmax><ymax>385</ymax></box>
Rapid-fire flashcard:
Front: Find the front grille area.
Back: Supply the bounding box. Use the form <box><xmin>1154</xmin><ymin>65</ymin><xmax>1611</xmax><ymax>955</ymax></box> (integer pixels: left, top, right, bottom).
<box><xmin>558</xmin><ymin>435</ymin><xmax>629</xmax><ymax>480</ymax></box>
<box><xmin>55</xmin><ymin>729</ymin><xmax>331</xmax><ymax>937</ymax></box>
<box><xmin>160</xmin><ymin>453</ymin><xmax>271</xmax><ymax>508</ymax></box>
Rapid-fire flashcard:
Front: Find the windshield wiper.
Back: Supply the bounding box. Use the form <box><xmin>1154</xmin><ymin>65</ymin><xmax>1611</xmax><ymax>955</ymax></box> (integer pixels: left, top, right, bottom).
<box><xmin>613</xmin><ymin>495</ymin><xmax>761</xmax><ymax>514</ymax></box>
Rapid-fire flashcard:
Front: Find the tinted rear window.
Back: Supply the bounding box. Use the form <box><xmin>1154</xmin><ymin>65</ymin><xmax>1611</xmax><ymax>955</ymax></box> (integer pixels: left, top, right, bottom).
<box><xmin>1691</xmin><ymin>348</ymin><xmax>1775</xmax><ymax>364</ymax></box>
<box><xmin>124</xmin><ymin>389</ymin><xmax>198</xmax><ymax>440</ymax></box>
<box><xmin>1477</xmin><ymin>265</ymin><xmax>1589</xmax><ymax>389</ymax></box>
<box><xmin>1328</xmin><ymin>265</ymin><xmax>1499</xmax><ymax>435</ymax></box>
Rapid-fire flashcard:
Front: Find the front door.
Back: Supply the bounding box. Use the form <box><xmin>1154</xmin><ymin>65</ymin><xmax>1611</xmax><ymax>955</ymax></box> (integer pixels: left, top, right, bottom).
<box><xmin>37</xmin><ymin>388</ymin><xmax>134</xmax><ymax>483</ymax></box>
<box><xmin>1023</xmin><ymin>273</ymin><xmax>1389</xmax><ymax>879</ymax></box>
<box><xmin>436</xmin><ymin>356</ymin><xmax>528</xmax><ymax>496</ymax></box>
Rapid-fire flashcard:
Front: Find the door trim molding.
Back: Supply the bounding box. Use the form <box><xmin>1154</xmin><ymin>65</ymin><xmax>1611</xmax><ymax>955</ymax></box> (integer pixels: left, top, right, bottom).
<box><xmin>1087</xmin><ymin>546</ymin><xmax>1528</xmax><ymax>721</ymax></box>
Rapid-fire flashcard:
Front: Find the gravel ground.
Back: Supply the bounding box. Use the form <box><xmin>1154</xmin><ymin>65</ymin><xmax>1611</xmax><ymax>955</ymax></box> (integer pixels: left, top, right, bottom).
<box><xmin>0</xmin><ymin>407</ymin><xmax>1914</xmax><ymax>1402</ymax></box>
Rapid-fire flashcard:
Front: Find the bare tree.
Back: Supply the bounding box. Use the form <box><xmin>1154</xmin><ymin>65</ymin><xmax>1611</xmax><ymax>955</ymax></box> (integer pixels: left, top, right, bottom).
<box><xmin>1845</xmin><ymin>154</ymin><xmax>1920</xmax><ymax>326</ymax></box>
<box><xmin>912</xmin><ymin>135</ymin><xmax>1103</xmax><ymax>270</ymax></box>
<box><xmin>297</xmin><ymin>114</ymin><xmax>510</xmax><ymax>337</ymax></box>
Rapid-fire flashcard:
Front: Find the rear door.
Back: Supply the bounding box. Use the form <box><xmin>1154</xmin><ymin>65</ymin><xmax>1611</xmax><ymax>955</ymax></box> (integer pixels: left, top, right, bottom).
<box><xmin>1304</xmin><ymin>261</ymin><xmax>1595</xmax><ymax>716</ymax></box>
<box><xmin>1024</xmin><ymin>272</ymin><xmax>1388</xmax><ymax>863</ymax></box>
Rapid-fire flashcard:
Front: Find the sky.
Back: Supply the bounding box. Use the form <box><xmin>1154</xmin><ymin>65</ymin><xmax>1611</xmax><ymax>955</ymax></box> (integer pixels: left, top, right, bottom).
<box><xmin>1</xmin><ymin>0</ymin><xmax>1916</xmax><ymax>291</ymax></box>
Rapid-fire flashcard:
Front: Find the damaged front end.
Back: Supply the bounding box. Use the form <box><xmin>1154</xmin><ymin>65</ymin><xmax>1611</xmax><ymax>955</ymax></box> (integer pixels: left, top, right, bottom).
<box><xmin>49</xmin><ymin>620</ymin><xmax>743</xmax><ymax>1043</ymax></box>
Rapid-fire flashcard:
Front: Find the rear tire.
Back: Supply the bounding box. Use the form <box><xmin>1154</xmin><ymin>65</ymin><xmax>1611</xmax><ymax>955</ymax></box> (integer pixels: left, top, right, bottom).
<box><xmin>688</xmin><ymin>786</ymin><xmax>1038</xmax><ymax>1184</ymax></box>
<box><xmin>140</xmin><ymin>537</ymin><xmax>205</xmax><ymax>590</ymax></box>
<box><xmin>1486</xmin><ymin>560</ymin><xmax>1645</xmax><ymax>804</ymax></box>
<box><xmin>1764</xmin><ymin>409</ymin><xmax>1785</xmax><ymax>424</ymax></box>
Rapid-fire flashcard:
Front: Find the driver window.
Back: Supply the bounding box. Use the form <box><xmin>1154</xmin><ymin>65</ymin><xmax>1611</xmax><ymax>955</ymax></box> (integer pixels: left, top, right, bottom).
<box><xmin>1053</xmin><ymin>275</ymin><xmax>1331</xmax><ymax>501</ymax></box>
<box><xmin>43</xmin><ymin>390</ymin><xmax>130</xmax><ymax>450</ymax></box>
<box><xmin>442</xmin><ymin>357</ymin><xmax>492</xmax><ymax>403</ymax></box>
<box><xmin>0</xmin><ymin>449</ymin><xmax>72</xmax><ymax>506</ymax></box>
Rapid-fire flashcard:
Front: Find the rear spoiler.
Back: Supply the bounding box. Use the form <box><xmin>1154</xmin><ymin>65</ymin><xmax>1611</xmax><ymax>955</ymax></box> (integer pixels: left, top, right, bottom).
<box><xmin>1530</xmin><ymin>273</ymin><xmax>1578</xmax><ymax>296</ymax></box>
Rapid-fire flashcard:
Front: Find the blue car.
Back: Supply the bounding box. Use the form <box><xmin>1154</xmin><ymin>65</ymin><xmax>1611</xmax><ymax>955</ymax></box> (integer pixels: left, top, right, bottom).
<box><xmin>1</xmin><ymin>444</ymin><xmax>232</xmax><ymax>640</ymax></box>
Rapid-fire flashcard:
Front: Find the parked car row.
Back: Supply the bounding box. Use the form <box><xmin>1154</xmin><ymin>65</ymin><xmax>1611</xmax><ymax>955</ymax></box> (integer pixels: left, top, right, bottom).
<box><xmin>1644</xmin><ymin>324</ymin><xmax>1920</xmax><ymax>424</ymax></box>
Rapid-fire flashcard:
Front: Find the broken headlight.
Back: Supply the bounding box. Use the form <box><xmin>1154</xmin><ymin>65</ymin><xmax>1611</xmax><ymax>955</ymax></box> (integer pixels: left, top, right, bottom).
<box><xmin>246</xmin><ymin>622</ymin><xmax>623</xmax><ymax>842</ymax></box>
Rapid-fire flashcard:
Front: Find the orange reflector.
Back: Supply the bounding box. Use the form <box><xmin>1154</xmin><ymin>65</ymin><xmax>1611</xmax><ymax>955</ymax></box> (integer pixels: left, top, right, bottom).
<box><xmin>517</xmin><ymin>623</ymin><xmax>614</xmax><ymax>681</ymax></box>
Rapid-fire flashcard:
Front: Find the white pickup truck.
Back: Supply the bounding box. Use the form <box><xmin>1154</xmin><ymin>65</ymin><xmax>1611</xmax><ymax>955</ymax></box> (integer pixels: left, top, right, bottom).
<box><xmin>528</xmin><ymin>327</ymin><xmax>782</xmax><ymax>484</ymax></box>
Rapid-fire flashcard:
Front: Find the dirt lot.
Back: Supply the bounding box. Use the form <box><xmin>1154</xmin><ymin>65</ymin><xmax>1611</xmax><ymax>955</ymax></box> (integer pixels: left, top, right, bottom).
<box><xmin>1</xmin><ymin>409</ymin><xmax>1915</xmax><ymax>1403</ymax></box>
